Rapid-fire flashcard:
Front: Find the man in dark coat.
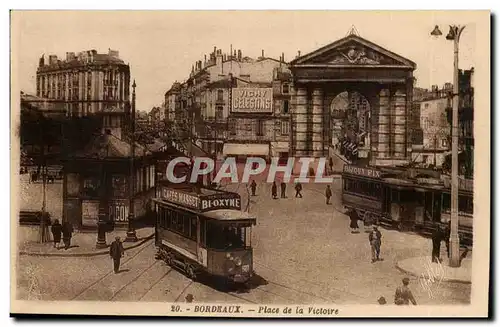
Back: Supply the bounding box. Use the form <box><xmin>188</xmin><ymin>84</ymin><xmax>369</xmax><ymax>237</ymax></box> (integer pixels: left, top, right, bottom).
<box><xmin>329</xmin><ymin>157</ymin><xmax>334</xmax><ymax>175</ymax></box>
<box><xmin>325</xmin><ymin>185</ymin><xmax>332</xmax><ymax>204</ymax></box>
<box><xmin>431</xmin><ymin>225</ymin><xmax>443</xmax><ymax>263</ymax></box>
<box><xmin>271</xmin><ymin>181</ymin><xmax>278</xmax><ymax>199</ymax></box>
<box><xmin>280</xmin><ymin>181</ymin><xmax>287</xmax><ymax>198</ymax></box>
<box><xmin>62</xmin><ymin>221</ymin><xmax>73</xmax><ymax>250</ymax></box>
<box><xmin>51</xmin><ymin>219</ymin><xmax>62</xmax><ymax>249</ymax></box>
<box><xmin>250</xmin><ymin>180</ymin><xmax>257</xmax><ymax>196</ymax></box>
<box><xmin>369</xmin><ymin>225</ymin><xmax>383</xmax><ymax>263</ymax></box>
<box><xmin>110</xmin><ymin>236</ymin><xmax>125</xmax><ymax>274</ymax></box>
<box><xmin>294</xmin><ymin>182</ymin><xmax>303</xmax><ymax>198</ymax></box>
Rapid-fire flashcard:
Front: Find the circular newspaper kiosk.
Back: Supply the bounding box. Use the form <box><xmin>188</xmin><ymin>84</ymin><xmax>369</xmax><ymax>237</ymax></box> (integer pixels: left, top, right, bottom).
<box><xmin>153</xmin><ymin>184</ymin><xmax>256</xmax><ymax>285</ymax></box>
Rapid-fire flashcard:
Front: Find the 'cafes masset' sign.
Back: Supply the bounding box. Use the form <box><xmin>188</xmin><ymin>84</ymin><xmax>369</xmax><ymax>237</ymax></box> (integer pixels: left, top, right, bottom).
<box><xmin>161</xmin><ymin>187</ymin><xmax>241</xmax><ymax>212</ymax></box>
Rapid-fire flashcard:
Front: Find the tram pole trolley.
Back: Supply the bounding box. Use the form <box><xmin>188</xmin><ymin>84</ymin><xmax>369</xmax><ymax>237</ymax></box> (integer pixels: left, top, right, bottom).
<box><xmin>153</xmin><ymin>184</ymin><xmax>256</xmax><ymax>285</ymax></box>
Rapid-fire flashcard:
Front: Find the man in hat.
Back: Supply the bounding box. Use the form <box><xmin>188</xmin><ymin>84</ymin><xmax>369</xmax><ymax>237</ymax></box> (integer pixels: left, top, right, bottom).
<box><xmin>250</xmin><ymin>179</ymin><xmax>257</xmax><ymax>196</ymax></box>
<box><xmin>280</xmin><ymin>181</ymin><xmax>287</xmax><ymax>198</ymax></box>
<box><xmin>294</xmin><ymin>181</ymin><xmax>303</xmax><ymax>198</ymax></box>
<box><xmin>368</xmin><ymin>225</ymin><xmax>383</xmax><ymax>263</ymax></box>
<box><xmin>271</xmin><ymin>181</ymin><xmax>278</xmax><ymax>199</ymax></box>
<box><xmin>394</xmin><ymin>277</ymin><xmax>417</xmax><ymax>305</ymax></box>
<box><xmin>325</xmin><ymin>185</ymin><xmax>332</xmax><ymax>205</ymax></box>
<box><xmin>110</xmin><ymin>236</ymin><xmax>125</xmax><ymax>274</ymax></box>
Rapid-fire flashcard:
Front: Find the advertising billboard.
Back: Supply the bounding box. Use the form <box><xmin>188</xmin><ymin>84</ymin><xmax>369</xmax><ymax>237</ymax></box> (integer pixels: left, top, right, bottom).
<box><xmin>231</xmin><ymin>87</ymin><xmax>273</xmax><ymax>113</ymax></box>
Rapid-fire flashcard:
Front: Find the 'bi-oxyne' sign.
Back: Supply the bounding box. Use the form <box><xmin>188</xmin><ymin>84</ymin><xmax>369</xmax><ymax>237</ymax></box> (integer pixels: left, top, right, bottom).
<box><xmin>343</xmin><ymin>165</ymin><xmax>382</xmax><ymax>179</ymax></box>
<box><xmin>161</xmin><ymin>187</ymin><xmax>242</xmax><ymax>212</ymax></box>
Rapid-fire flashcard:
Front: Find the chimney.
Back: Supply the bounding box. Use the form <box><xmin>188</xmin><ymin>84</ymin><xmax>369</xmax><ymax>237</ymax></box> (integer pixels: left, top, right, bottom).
<box><xmin>213</xmin><ymin>46</ymin><xmax>217</xmax><ymax>56</ymax></box>
<box><xmin>216</xmin><ymin>51</ymin><xmax>223</xmax><ymax>68</ymax></box>
<box><xmin>298</xmin><ymin>50</ymin><xmax>301</xmax><ymax>57</ymax></box>
<box><xmin>282</xmin><ymin>52</ymin><xmax>285</xmax><ymax>62</ymax></box>
<box><xmin>204</xmin><ymin>54</ymin><xmax>207</xmax><ymax>66</ymax></box>
<box><xmin>261</xmin><ymin>49</ymin><xmax>264</xmax><ymax>58</ymax></box>
<box><xmin>234</xmin><ymin>50</ymin><xmax>237</xmax><ymax>58</ymax></box>
<box><xmin>238</xmin><ymin>49</ymin><xmax>242</xmax><ymax>61</ymax></box>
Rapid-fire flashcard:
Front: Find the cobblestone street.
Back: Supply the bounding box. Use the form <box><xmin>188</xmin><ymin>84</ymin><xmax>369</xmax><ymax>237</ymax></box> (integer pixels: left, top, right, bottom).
<box><xmin>16</xmin><ymin>180</ymin><xmax>470</xmax><ymax>305</ymax></box>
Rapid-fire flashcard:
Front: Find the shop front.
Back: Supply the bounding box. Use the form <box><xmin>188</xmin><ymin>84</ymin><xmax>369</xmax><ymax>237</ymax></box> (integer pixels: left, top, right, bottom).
<box><xmin>223</xmin><ymin>142</ymin><xmax>271</xmax><ymax>163</ymax></box>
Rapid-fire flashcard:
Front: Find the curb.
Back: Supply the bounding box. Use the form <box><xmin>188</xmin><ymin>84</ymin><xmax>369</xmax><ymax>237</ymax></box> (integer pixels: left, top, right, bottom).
<box><xmin>395</xmin><ymin>262</ymin><xmax>472</xmax><ymax>285</ymax></box>
<box><xmin>18</xmin><ymin>234</ymin><xmax>155</xmax><ymax>258</ymax></box>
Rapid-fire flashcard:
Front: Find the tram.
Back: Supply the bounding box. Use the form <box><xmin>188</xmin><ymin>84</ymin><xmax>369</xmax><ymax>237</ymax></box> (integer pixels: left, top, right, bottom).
<box><xmin>153</xmin><ymin>184</ymin><xmax>256</xmax><ymax>284</ymax></box>
<box><xmin>341</xmin><ymin>164</ymin><xmax>473</xmax><ymax>245</ymax></box>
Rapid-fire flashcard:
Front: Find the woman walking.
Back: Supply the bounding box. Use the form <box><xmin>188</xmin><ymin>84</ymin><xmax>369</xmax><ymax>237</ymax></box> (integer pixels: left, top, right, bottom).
<box><xmin>349</xmin><ymin>209</ymin><xmax>360</xmax><ymax>233</ymax></box>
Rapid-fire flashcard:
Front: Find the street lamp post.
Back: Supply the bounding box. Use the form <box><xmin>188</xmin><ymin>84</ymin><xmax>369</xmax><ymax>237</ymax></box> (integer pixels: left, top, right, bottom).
<box><xmin>125</xmin><ymin>80</ymin><xmax>138</xmax><ymax>242</ymax></box>
<box><xmin>431</xmin><ymin>24</ymin><xmax>466</xmax><ymax>267</ymax></box>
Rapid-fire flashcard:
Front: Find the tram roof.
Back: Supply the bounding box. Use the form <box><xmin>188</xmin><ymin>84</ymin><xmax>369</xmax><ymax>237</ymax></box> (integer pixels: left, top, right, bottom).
<box><xmin>202</xmin><ymin>209</ymin><xmax>256</xmax><ymax>224</ymax></box>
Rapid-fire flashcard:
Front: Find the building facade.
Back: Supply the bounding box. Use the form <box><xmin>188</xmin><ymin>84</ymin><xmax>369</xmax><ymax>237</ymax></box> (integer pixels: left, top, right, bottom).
<box><xmin>289</xmin><ymin>32</ymin><xmax>416</xmax><ymax>170</ymax></box>
<box><xmin>36</xmin><ymin>49</ymin><xmax>130</xmax><ymax>118</ymax></box>
<box><xmin>165</xmin><ymin>47</ymin><xmax>291</xmax><ymax>160</ymax></box>
<box><xmin>411</xmin><ymin>84</ymin><xmax>453</xmax><ymax>167</ymax></box>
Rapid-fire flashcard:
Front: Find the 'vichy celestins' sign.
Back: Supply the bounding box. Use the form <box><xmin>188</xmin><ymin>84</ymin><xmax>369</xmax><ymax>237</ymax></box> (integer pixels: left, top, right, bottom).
<box><xmin>231</xmin><ymin>88</ymin><xmax>273</xmax><ymax>113</ymax></box>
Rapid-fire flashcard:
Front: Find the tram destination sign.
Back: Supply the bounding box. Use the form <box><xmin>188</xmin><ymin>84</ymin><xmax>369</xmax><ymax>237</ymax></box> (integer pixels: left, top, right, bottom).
<box><xmin>161</xmin><ymin>187</ymin><xmax>242</xmax><ymax>212</ymax></box>
<box><xmin>343</xmin><ymin>165</ymin><xmax>382</xmax><ymax>179</ymax></box>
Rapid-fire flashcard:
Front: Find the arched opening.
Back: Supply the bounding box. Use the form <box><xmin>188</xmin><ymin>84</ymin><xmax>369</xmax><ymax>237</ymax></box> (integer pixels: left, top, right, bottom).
<box><xmin>329</xmin><ymin>91</ymin><xmax>371</xmax><ymax>162</ymax></box>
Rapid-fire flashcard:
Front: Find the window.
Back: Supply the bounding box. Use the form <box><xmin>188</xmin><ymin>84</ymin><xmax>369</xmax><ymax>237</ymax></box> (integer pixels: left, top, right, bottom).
<box><xmin>217</xmin><ymin>89</ymin><xmax>224</xmax><ymax>102</ymax></box>
<box><xmin>281</xmin><ymin>120</ymin><xmax>290</xmax><ymax>135</ymax></box>
<box><xmin>282</xmin><ymin>83</ymin><xmax>289</xmax><ymax>94</ymax></box>
<box><xmin>256</xmin><ymin>120</ymin><xmax>264</xmax><ymax>136</ymax></box>
<box><xmin>344</xmin><ymin>178</ymin><xmax>381</xmax><ymax>199</ymax></box>
<box><xmin>425</xmin><ymin>103</ymin><xmax>429</xmax><ymax>108</ymax></box>
<box><xmin>215</xmin><ymin>106</ymin><xmax>224</xmax><ymax>121</ymax></box>
<box><xmin>283</xmin><ymin>100</ymin><xmax>289</xmax><ymax>114</ymax></box>
<box><xmin>441</xmin><ymin>139</ymin><xmax>448</xmax><ymax>147</ymax></box>
<box><xmin>229</xmin><ymin>119</ymin><xmax>237</xmax><ymax>135</ymax></box>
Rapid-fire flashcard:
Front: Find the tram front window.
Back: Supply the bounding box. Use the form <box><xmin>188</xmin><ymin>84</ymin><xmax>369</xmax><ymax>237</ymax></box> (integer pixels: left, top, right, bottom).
<box><xmin>206</xmin><ymin>222</ymin><xmax>251</xmax><ymax>250</ymax></box>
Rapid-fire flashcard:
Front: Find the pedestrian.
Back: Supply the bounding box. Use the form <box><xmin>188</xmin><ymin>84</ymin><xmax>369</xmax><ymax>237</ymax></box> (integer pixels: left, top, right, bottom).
<box><xmin>294</xmin><ymin>181</ymin><xmax>303</xmax><ymax>198</ymax></box>
<box><xmin>271</xmin><ymin>181</ymin><xmax>278</xmax><ymax>199</ymax></box>
<box><xmin>50</xmin><ymin>219</ymin><xmax>62</xmax><ymax>249</ymax></box>
<box><xmin>325</xmin><ymin>185</ymin><xmax>332</xmax><ymax>204</ymax></box>
<box><xmin>443</xmin><ymin>220</ymin><xmax>451</xmax><ymax>258</ymax></box>
<box><xmin>280</xmin><ymin>181</ymin><xmax>287</xmax><ymax>198</ymax></box>
<box><xmin>368</xmin><ymin>225</ymin><xmax>383</xmax><ymax>263</ymax></box>
<box><xmin>394</xmin><ymin>277</ymin><xmax>417</xmax><ymax>305</ymax></box>
<box><xmin>110</xmin><ymin>236</ymin><xmax>125</xmax><ymax>274</ymax></box>
<box><xmin>329</xmin><ymin>157</ymin><xmax>334</xmax><ymax>175</ymax></box>
<box><xmin>62</xmin><ymin>221</ymin><xmax>73</xmax><ymax>250</ymax></box>
<box><xmin>250</xmin><ymin>179</ymin><xmax>257</xmax><ymax>196</ymax></box>
<box><xmin>349</xmin><ymin>209</ymin><xmax>360</xmax><ymax>233</ymax></box>
<box><xmin>364</xmin><ymin>212</ymin><xmax>374</xmax><ymax>233</ymax></box>
<box><xmin>431</xmin><ymin>225</ymin><xmax>443</xmax><ymax>263</ymax></box>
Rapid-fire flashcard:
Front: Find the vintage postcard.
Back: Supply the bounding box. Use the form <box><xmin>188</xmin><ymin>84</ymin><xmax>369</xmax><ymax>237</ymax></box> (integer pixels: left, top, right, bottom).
<box><xmin>10</xmin><ymin>10</ymin><xmax>490</xmax><ymax>318</ymax></box>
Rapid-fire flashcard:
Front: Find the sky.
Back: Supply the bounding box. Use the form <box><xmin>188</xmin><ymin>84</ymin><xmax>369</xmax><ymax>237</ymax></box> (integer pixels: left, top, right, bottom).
<box><xmin>12</xmin><ymin>11</ymin><xmax>479</xmax><ymax>111</ymax></box>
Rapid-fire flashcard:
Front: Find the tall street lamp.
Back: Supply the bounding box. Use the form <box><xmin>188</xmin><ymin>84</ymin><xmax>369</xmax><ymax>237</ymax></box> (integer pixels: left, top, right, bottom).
<box><xmin>125</xmin><ymin>80</ymin><xmax>138</xmax><ymax>242</ymax></box>
<box><xmin>431</xmin><ymin>24</ymin><xmax>466</xmax><ymax>267</ymax></box>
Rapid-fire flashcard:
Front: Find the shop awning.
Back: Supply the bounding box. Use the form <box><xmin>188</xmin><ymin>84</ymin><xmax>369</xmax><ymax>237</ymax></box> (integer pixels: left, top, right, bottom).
<box><xmin>223</xmin><ymin>143</ymin><xmax>270</xmax><ymax>156</ymax></box>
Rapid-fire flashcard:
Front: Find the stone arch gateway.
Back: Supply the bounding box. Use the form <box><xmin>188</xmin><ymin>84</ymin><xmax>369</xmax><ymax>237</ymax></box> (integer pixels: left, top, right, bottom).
<box><xmin>289</xmin><ymin>33</ymin><xmax>416</xmax><ymax>167</ymax></box>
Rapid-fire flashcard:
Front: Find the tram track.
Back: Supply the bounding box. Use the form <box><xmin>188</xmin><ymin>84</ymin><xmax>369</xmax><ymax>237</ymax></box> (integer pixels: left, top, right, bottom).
<box><xmin>138</xmin><ymin>267</ymin><xmax>174</xmax><ymax>301</ymax></box>
<box><xmin>109</xmin><ymin>260</ymin><xmax>162</xmax><ymax>301</ymax></box>
<box><xmin>254</xmin><ymin>261</ymin><xmax>369</xmax><ymax>301</ymax></box>
<box><xmin>70</xmin><ymin>241</ymin><xmax>154</xmax><ymax>301</ymax></box>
